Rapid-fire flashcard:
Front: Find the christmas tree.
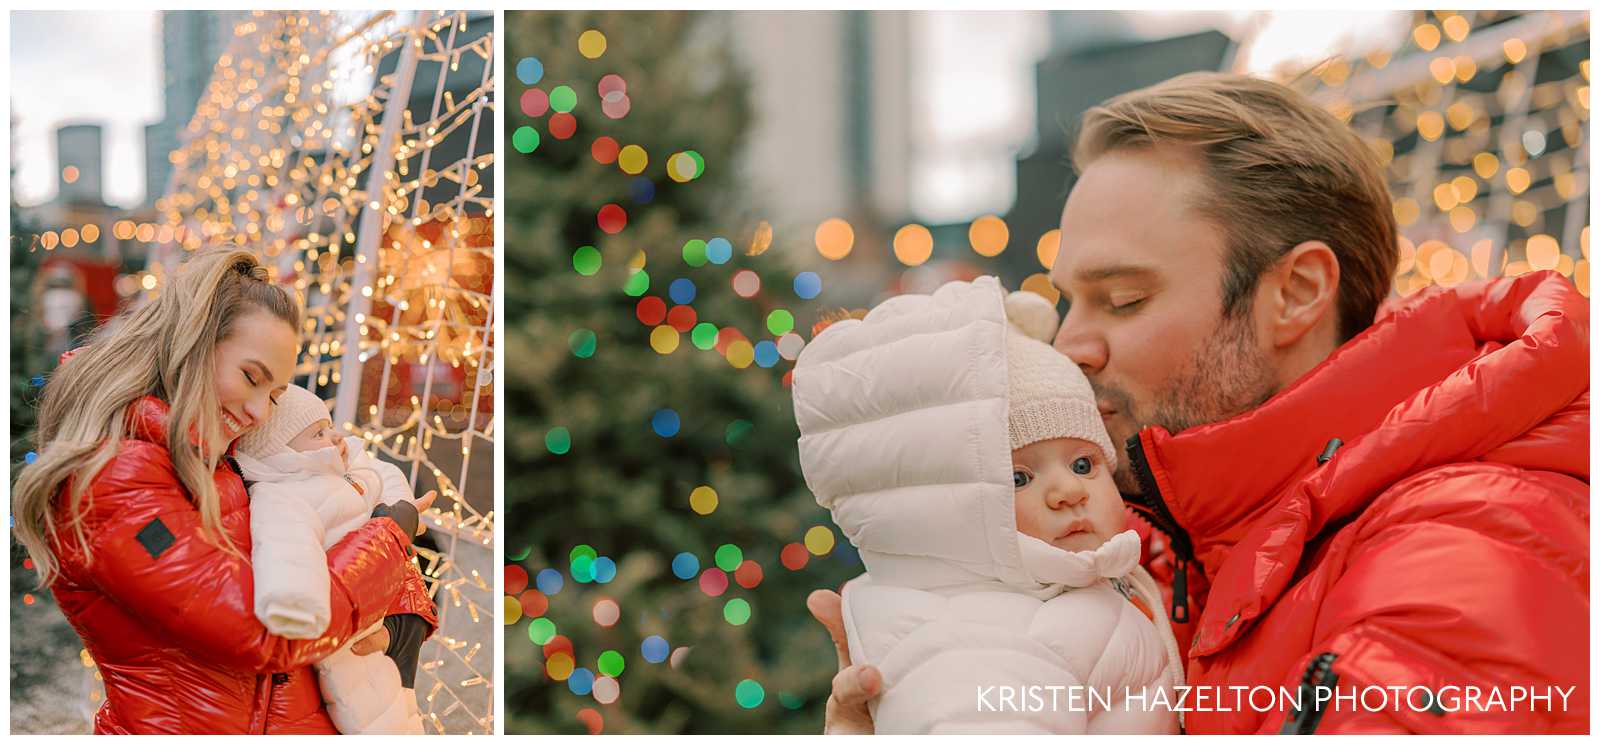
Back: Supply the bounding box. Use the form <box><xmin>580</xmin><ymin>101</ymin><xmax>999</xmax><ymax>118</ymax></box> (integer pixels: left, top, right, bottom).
<box><xmin>503</xmin><ymin>11</ymin><xmax>859</xmax><ymax>734</ymax></box>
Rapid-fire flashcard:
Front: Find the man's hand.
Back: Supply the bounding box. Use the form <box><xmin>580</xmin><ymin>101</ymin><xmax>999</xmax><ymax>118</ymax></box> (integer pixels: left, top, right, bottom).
<box><xmin>351</xmin><ymin>626</ymin><xmax>390</xmax><ymax>656</ymax></box>
<box><xmin>807</xmin><ymin>589</ymin><xmax>881</xmax><ymax>734</ymax></box>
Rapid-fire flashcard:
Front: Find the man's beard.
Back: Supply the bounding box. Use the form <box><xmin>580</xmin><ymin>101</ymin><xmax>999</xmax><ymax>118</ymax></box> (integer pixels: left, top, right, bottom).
<box><xmin>1095</xmin><ymin>311</ymin><xmax>1279</xmax><ymax>494</ymax></box>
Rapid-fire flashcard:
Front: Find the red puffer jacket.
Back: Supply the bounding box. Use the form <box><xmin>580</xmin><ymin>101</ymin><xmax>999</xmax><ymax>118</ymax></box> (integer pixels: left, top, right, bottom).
<box><xmin>1127</xmin><ymin>271</ymin><xmax>1587</xmax><ymax>734</ymax></box>
<box><xmin>48</xmin><ymin>396</ymin><xmax>439</xmax><ymax>734</ymax></box>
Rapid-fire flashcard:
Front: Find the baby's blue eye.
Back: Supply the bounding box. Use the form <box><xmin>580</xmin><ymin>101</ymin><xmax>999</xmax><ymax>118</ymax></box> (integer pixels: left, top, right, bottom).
<box><xmin>1013</xmin><ymin>470</ymin><xmax>1033</xmax><ymax>489</ymax></box>
<box><xmin>1071</xmin><ymin>457</ymin><xmax>1093</xmax><ymax>476</ymax></box>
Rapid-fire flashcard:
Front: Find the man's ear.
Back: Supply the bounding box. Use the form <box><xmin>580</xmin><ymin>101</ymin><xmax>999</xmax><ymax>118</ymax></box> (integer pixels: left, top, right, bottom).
<box><xmin>1261</xmin><ymin>240</ymin><xmax>1340</xmax><ymax>350</ymax></box>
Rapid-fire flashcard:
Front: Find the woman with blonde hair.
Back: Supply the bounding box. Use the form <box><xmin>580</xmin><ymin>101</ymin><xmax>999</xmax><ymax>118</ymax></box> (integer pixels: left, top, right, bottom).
<box><xmin>13</xmin><ymin>249</ymin><xmax>438</xmax><ymax>734</ymax></box>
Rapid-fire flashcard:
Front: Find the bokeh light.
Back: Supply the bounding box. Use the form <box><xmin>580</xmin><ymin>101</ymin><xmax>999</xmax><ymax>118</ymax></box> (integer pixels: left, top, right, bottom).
<box><xmin>690</xmin><ymin>485</ymin><xmax>718</xmax><ymax>515</ymax></box>
<box><xmin>706</xmin><ymin>237</ymin><xmax>733</xmax><ymax>264</ymax></box>
<box><xmin>735</xmin><ymin>679</ymin><xmax>765</xmax><ymax>709</ymax></box>
<box><xmin>699</xmin><ymin>568</ymin><xmax>729</xmax><ymax>597</ymax></box>
<box><xmin>714</xmin><ymin>544</ymin><xmax>743</xmax><ymax>572</ymax></box>
<box><xmin>651</xmin><ymin>409</ymin><xmax>680</xmax><ymax>437</ymax></box>
<box><xmin>512</xmin><ymin>126</ymin><xmax>540</xmax><ymax>154</ymax></box>
<box><xmin>804</xmin><ymin>525</ymin><xmax>836</xmax><ymax>556</ymax></box>
<box><xmin>520</xmin><ymin>88</ymin><xmax>549</xmax><ymax>117</ymax></box>
<box><xmin>780</xmin><ymin>543</ymin><xmax>809</xmax><ymax>571</ymax></box>
<box><xmin>536</xmin><ymin>568</ymin><xmax>565</xmax><ymax>595</ymax></box>
<box><xmin>969</xmin><ymin>214</ymin><xmax>1009</xmax><ymax>256</ymax></box>
<box><xmin>893</xmin><ymin>224</ymin><xmax>934</xmax><ymax>266</ymax></box>
<box><xmin>671</xmin><ymin>552</ymin><xmax>700</xmax><ymax>580</ymax></box>
<box><xmin>766</xmin><ymin>309</ymin><xmax>794</xmax><ymax>336</ymax></box>
<box><xmin>618</xmin><ymin>145</ymin><xmax>648</xmax><ymax>175</ymax></box>
<box><xmin>641</xmin><ymin>635</ymin><xmax>670</xmax><ymax>663</ymax></box>
<box><xmin>550</xmin><ymin>85</ymin><xmax>577</xmax><ymax>113</ymax></box>
<box><xmin>682</xmin><ymin>239</ymin><xmax>708</xmax><ymax>267</ymax></box>
<box><xmin>572</xmin><ymin>245</ymin><xmax>601</xmax><ymax>275</ymax></box>
<box><xmin>515</xmin><ymin>56</ymin><xmax>544</xmax><ymax>85</ymax></box>
<box><xmin>669</xmin><ymin>278</ymin><xmax>697</xmax><ymax>304</ymax></box>
<box><xmin>1036</xmin><ymin>229</ymin><xmax>1062</xmax><ymax>269</ymax></box>
<box><xmin>815</xmin><ymin>218</ymin><xmax>854</xmax><ymax>260</ymax></box>
<box><xmin>650</xmin><ymin>325</ymin><xmax>680</xmax><ymax>354</ymax></box>
<box><xmin>793</xmin><ymin>271</ymin><xmax>822</xmax><ymax>299</ymax></box>
<box><xmin>578</xmin><ymin>29</ymin><xmax>607</xmax><ymax>59</ymax></box>
<box><xmin>591</xmin><ymin>136</ymin><xmax>619</xmax><ymax>164</ymax></box>
<box><xmin>545</xmin><ymin>427</ymin><xmax>572</xmax><ymax>455</ymax></box>
<box><xmin>723</xmin><ymin>598</ymin><xmax>752</xmax><ymax>626</ymax></box>
<box><xmin>731</xmin><ymin>269</ymin><xmax>761</xmax><ymax>298</ymax></box>
<box><xmin>597</xmin><ymin>203</ymin><xmax>627</xmax><ymax>234</ymax></box>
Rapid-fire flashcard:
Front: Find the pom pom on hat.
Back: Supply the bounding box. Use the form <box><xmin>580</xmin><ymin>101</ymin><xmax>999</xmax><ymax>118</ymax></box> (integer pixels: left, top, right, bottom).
<box><xmin>1005</xmin><ymin>290</ymin><xmax>1060</xmax><ymax>344</ymax></box>
<box><xmin>1002</xmin><ymin>291</ymin><xmax>1117</xmax><ymax>471</ymax></box>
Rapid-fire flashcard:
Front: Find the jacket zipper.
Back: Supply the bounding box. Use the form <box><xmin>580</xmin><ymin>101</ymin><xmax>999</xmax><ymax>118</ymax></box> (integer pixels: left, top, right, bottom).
<box><xmin>1279</xmin><ymin>652</ymin><xmax>1339</xmax><ymax>734</ymax></box>
<box><xmin>1124</xmin><ymin>434</ymin><xmax>1197</xmax><ymax>623</ymax></box>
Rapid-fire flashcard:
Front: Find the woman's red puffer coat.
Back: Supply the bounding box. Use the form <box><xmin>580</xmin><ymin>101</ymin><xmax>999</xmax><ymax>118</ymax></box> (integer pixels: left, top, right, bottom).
<box><xmin>1128</xmin><ymin>271</ymin><xmax>1588</xmax><ymax>734</ymax></box>
<box><xmin>47</xmin><ymin>396</ymin><xmax>439</xmax><ymax>734</ymax></box>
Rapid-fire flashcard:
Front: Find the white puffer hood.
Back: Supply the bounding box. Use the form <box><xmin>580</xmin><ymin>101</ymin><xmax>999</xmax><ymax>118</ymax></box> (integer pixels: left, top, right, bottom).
<box><xmin>793</xmin><ymin>276</ymin><xmax>1137</xmax><ymax>594</ymax></box>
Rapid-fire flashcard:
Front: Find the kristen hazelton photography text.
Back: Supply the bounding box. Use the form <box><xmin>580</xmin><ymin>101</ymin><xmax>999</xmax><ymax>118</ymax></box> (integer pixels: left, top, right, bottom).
<box><xmin>973</xmin><ymin>685</ymin><xmax>1582</xmax><ymax>716</ymax></box>
<box><xmin>3</xmin><ymin>6</ymin><xmax>1591</xmax><ymax>739</ymax></box>
<box><xmin>11</xmin><ymin>10</ymin><xmax>495</xmax><ymax>735</ymax></box>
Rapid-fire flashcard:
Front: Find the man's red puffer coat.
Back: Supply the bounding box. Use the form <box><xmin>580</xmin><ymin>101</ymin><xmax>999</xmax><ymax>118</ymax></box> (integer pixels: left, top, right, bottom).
<box><xmin>47</xmin><ymin>396</ymin><xmax>439</xmax><ymax>734</ymax></box>
<box><xmin>1127</xmin><ymin>271</ymin><xmax>1588</xmax><ymax>734</ymax></box>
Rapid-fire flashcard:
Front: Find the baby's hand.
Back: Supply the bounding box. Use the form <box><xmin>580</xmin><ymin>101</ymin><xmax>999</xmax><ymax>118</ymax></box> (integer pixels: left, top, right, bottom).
<box><xmin>411</xmin><ymin>490</ymin><xmax>437</xmax><ymax>536</ymax></box>
<box><xmin>351</xmin><ymin>626</ymin><xmax>389</xmax><ymax>656</ymax></box>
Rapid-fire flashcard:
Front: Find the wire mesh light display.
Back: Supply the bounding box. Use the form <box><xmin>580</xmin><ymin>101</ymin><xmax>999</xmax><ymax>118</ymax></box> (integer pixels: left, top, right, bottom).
<box><xmin>140</xmin><ymin>9</ymin><xmax>496</xmax><ymax>734</ymax></box>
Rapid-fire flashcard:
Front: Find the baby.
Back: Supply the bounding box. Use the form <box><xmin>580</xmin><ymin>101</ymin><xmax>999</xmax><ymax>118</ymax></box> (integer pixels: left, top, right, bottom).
<box><xmin>234</xmin><ymin>385</ymin><xmax>432</xmax><ymax>735</ymax></box>
<box><xmin>792</xmin><ymin>277</ymin><xmax>1183</xmax><ymax>734</ymax></box>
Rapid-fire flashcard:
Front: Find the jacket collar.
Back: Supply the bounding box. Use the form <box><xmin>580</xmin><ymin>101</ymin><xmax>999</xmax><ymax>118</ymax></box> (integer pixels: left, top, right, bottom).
<box><xmin>125</xmin><ymin>395</ymin><xmax>239</xmax><ymax>460</ymax></box>
<box><xmin>1137</xmin><ymin>271</ymin><xmax>1589</xmax><ymax>652</ymax></box>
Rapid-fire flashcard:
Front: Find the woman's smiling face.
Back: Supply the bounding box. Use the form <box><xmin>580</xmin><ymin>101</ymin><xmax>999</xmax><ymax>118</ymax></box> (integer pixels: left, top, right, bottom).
<box><xmin>210</xmin><ymin>310</ymin><xmax>297</xmax><ymax>447</ymax></box>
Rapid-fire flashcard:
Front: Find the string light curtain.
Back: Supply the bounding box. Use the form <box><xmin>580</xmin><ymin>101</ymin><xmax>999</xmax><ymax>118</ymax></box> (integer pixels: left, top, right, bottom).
<box><xmin>141</xmin><ymin>9</ymin><xmax>495</xmax><ymax>734</ymax></box>
<box><xmin>1287</xmin><ymin>9</ymin><xmax>1589</xmax><ymax>297</ymax></box>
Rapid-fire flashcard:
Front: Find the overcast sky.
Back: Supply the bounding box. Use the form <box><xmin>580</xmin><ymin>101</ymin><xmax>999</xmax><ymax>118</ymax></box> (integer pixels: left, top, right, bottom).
<box><xmin>11</xmin><ymin>11</ymin><xmax>162</xmax><ymax>209</ymax></box>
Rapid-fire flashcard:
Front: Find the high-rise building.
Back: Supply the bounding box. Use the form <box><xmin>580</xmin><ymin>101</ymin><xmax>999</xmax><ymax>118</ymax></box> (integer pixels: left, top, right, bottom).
<box><xmin>143</xmin><ymin>10</ymin><xmax>242</xmax><ymax>207</ymax></box>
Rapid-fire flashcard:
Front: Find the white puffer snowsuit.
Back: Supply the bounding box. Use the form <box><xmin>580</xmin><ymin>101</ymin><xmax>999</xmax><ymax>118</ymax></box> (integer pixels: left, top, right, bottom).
<box><xmin>236</xmin><ymin>436</ymin><xmax>424</xmax><ymax>735</ymax></box>
<box><xmin>792</xmin><ymin>277</ymin><xmax>1184</xmax><ymax>734</ymax></box>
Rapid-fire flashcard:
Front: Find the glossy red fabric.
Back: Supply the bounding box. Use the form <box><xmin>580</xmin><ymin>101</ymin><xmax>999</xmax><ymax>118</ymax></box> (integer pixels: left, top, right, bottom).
<box><xmin>1139</xmin><ymin>271</ymin><xmax>1588</xmax><ymax>733</ymax></box>
<box><xmin>47</xmin><ymin>396</ymin><xmax>437</xmax><ymax>734</ymax></box>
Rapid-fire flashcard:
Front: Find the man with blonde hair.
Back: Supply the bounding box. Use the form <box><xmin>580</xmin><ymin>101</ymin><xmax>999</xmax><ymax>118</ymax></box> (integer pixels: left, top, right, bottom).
<box><xmin>809</xmin><ymin>72</ymin><xmax>1588</xmax><ymax>734</ymax></box>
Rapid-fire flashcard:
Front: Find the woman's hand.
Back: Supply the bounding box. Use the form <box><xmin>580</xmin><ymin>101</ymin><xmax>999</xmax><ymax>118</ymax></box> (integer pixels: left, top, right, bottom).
<box><xmin>351</xmin><ymin>626</ymin><xmax>390</xmax><ymax>656</ymax></box>
<box><xmin>807</xmin><ymin>589</ymin><xmax>881</xmax><ymax>734</ymax></box>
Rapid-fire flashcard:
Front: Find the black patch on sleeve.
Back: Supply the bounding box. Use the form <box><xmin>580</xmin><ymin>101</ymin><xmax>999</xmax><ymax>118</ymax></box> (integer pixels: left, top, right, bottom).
<box><xmin>135</xmin><ymin>517</ymin><xmax>176</xmax><ymax>560</ymax></box>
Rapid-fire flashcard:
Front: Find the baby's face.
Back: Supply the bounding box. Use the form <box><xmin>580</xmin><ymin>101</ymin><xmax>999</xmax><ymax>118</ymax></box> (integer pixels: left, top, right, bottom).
<box><xmin>286</xmin><ymin>418</ymin><xmax>347</xmax><ymax>466</ymax></box>
<box><xmin>1012</xmin><ymin>437</ymin><xmax>1125</xmax><ymax>552</ymax></box>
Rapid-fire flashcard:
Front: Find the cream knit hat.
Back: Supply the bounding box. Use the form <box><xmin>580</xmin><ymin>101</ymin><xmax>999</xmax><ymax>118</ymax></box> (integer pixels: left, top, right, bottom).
<box><xmin>234</xmin><ymin>384</ymin><xmax>332</xmax><ymax>459</ymax></box>
<box><xmin>1004</xmin><ymin>291</ymin><xmax>1118</xmax><ymax>471</ymax></box>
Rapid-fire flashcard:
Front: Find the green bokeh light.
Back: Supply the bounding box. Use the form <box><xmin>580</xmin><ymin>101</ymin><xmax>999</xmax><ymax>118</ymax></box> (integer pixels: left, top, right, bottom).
<box><xmin>550</xmin><ymin>85</ymin><xmax>577</xmax><ymax>113</ymax></box>
<box><xmin>766</xmin><ymin>309</ymin><xmax>795</xmax><ymax>336</ymax></box>
<box><xmin>572</xmin><ymin>246</ymin><xmax>601</xmax><ymax>275</ymax></box>
<box><xmin>546</xmin><ymin>427</ymin><xmax>572</xmax><ymax>455</ymax></box>
<box><xmin>682</xmin><ymin>239</ymin><xmax>708</xmax><ymax>267</ymax></box>
<box><xmin>598</xmin><ymin>650</ymin><xmax>626</xmax><ymax>677</ymax></box>
<box><xmin>528</xmin><ymin>617</ymin><xmax>557</xmax><ymax>645</ymax></box>
<box><xmin>568</xmin><ymin>329</ymin><xmax>597</xmax><ymax>358</ymax></box>
<box><xmin>723</xmin><ymin>598</ymin><xmax>751</xmax><ymax>626</ymax></box>
<box><xmin>714</xmin><ymin>544</ymin><xmax>743</xmax><ymax>572</ymax></box>
<box><xmin>512</xmin><ymin>126</ymin><xmax>540</xmax><ymax>154</ymax></box>
<box><xmin>735</xmin><ymin>679</ymin><xmax>765</xmax><ymax>709</ymax></box>
<box><xmin>624</xmin><ymin>269</ymin><xmax>650</xmax><ymax>297</ymax></box>
<box><xmin>690</xmin><ymin>322</ymin><xmax>719</xmax><ymax>350</ymax></box>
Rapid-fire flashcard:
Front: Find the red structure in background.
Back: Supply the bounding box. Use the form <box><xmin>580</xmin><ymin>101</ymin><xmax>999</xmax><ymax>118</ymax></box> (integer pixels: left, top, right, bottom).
<box><xmin>358</xmin><ymin>212</ymin><xmax>494</xmax><ymax>428</ymax></box>
<box><xmin>38</xmin><ymin>255</ymin><xmax>124</xmax><ymax>322</ymax></box>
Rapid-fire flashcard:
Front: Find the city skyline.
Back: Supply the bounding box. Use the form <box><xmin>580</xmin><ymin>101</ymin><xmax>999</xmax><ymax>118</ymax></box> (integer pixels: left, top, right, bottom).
<box><xmin>11</xmin><ymin>11</ymin><xmax>161</xmax><ymax>209</ymax></box>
